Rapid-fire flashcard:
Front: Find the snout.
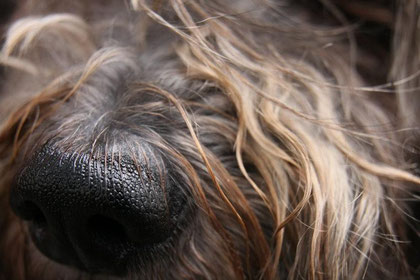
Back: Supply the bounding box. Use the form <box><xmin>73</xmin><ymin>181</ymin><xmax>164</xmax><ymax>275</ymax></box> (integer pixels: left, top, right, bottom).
<box><xmin>10</xmin><ymin>144</ymin><xmax>186</xmax><ymax>275</ymax></box>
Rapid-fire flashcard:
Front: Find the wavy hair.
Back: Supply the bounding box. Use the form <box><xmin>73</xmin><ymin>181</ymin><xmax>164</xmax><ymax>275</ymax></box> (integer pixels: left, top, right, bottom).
<box><xmin>0</xmin><ymin>0</ymin><xmax>419</xmax><ymax>279</ymax></box>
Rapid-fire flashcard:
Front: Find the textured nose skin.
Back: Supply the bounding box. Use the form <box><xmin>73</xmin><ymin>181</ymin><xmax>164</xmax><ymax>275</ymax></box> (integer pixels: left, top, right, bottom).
<box><xmin>10</xmin><ymin>144</ymin><xmax>184</xmax><ymax>274</ymax></box>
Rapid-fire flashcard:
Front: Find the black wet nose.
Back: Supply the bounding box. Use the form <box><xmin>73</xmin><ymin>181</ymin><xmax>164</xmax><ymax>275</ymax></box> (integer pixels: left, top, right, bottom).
<box><xmin>10</xmin><ymin>144</ymin><xmax>185</xmax><ymax>275</ymax></box>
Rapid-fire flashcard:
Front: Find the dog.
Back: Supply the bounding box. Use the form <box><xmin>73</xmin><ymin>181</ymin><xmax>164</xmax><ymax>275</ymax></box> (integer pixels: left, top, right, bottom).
<box><xmin>0</xmin><ymin>0</ymin><xmax>419</xmax><ymax>279</ymax></box>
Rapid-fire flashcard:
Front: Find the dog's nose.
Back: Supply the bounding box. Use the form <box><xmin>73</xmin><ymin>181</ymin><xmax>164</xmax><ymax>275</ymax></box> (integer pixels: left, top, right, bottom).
<box><xmin>10</xmin><ymin>144</ymin><xmax>185</xmax><ymax>275</ymax></box>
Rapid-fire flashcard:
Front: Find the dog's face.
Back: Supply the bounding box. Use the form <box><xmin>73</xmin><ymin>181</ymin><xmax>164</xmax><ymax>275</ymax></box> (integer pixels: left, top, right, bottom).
<box><xmin>0</xmin><ymin>0</ymin><xmax>419</xmax><ymax>279</ymax></box>
<box><xmin>5</xmin><ymin>44</ymin><xmax>260</xmax><ymax>278</ymax></box>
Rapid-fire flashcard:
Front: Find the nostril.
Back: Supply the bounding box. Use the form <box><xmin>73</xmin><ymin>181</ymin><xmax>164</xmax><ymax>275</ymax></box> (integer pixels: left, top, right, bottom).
<box><xmin>9</xmin><ymin>145</ymin><xmax>189</xmax><ymax>275</ymax></box>
<box><xmin>18</xmin><ymin>201</ymin><xmax>47</xmax><ymax>227</ymax></box>
<box><xmin>88</xmin><ymin>215</ymin><xmax>129</xmax><ymax>244</ymax></box>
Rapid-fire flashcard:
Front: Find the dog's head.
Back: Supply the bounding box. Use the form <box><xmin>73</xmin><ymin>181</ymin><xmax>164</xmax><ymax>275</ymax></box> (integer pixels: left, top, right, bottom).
<box><xmin>0</xmin><ymin>1</ymin><xmax>419</xmax><ymax>279</ymax></box>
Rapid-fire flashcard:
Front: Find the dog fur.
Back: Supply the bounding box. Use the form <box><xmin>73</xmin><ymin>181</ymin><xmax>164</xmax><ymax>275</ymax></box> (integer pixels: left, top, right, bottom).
<box><xmin>0</xmin><ymin>0</ymin><xmax>419</xmax><ymax>279</ymax></box>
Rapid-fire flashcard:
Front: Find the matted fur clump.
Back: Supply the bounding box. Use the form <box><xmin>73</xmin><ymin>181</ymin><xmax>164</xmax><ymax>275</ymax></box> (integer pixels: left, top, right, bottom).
<box><xmin>0</xmin><ymin>0</ymin><xmax>419</xmax><ymax>279</ymax></box>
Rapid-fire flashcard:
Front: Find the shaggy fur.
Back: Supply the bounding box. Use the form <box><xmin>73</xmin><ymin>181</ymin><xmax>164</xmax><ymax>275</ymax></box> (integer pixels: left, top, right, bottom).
<box><xmin>0</xmin><ymin>0</ymin><xmax>419</xmax><ymax>279</ymax></box>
